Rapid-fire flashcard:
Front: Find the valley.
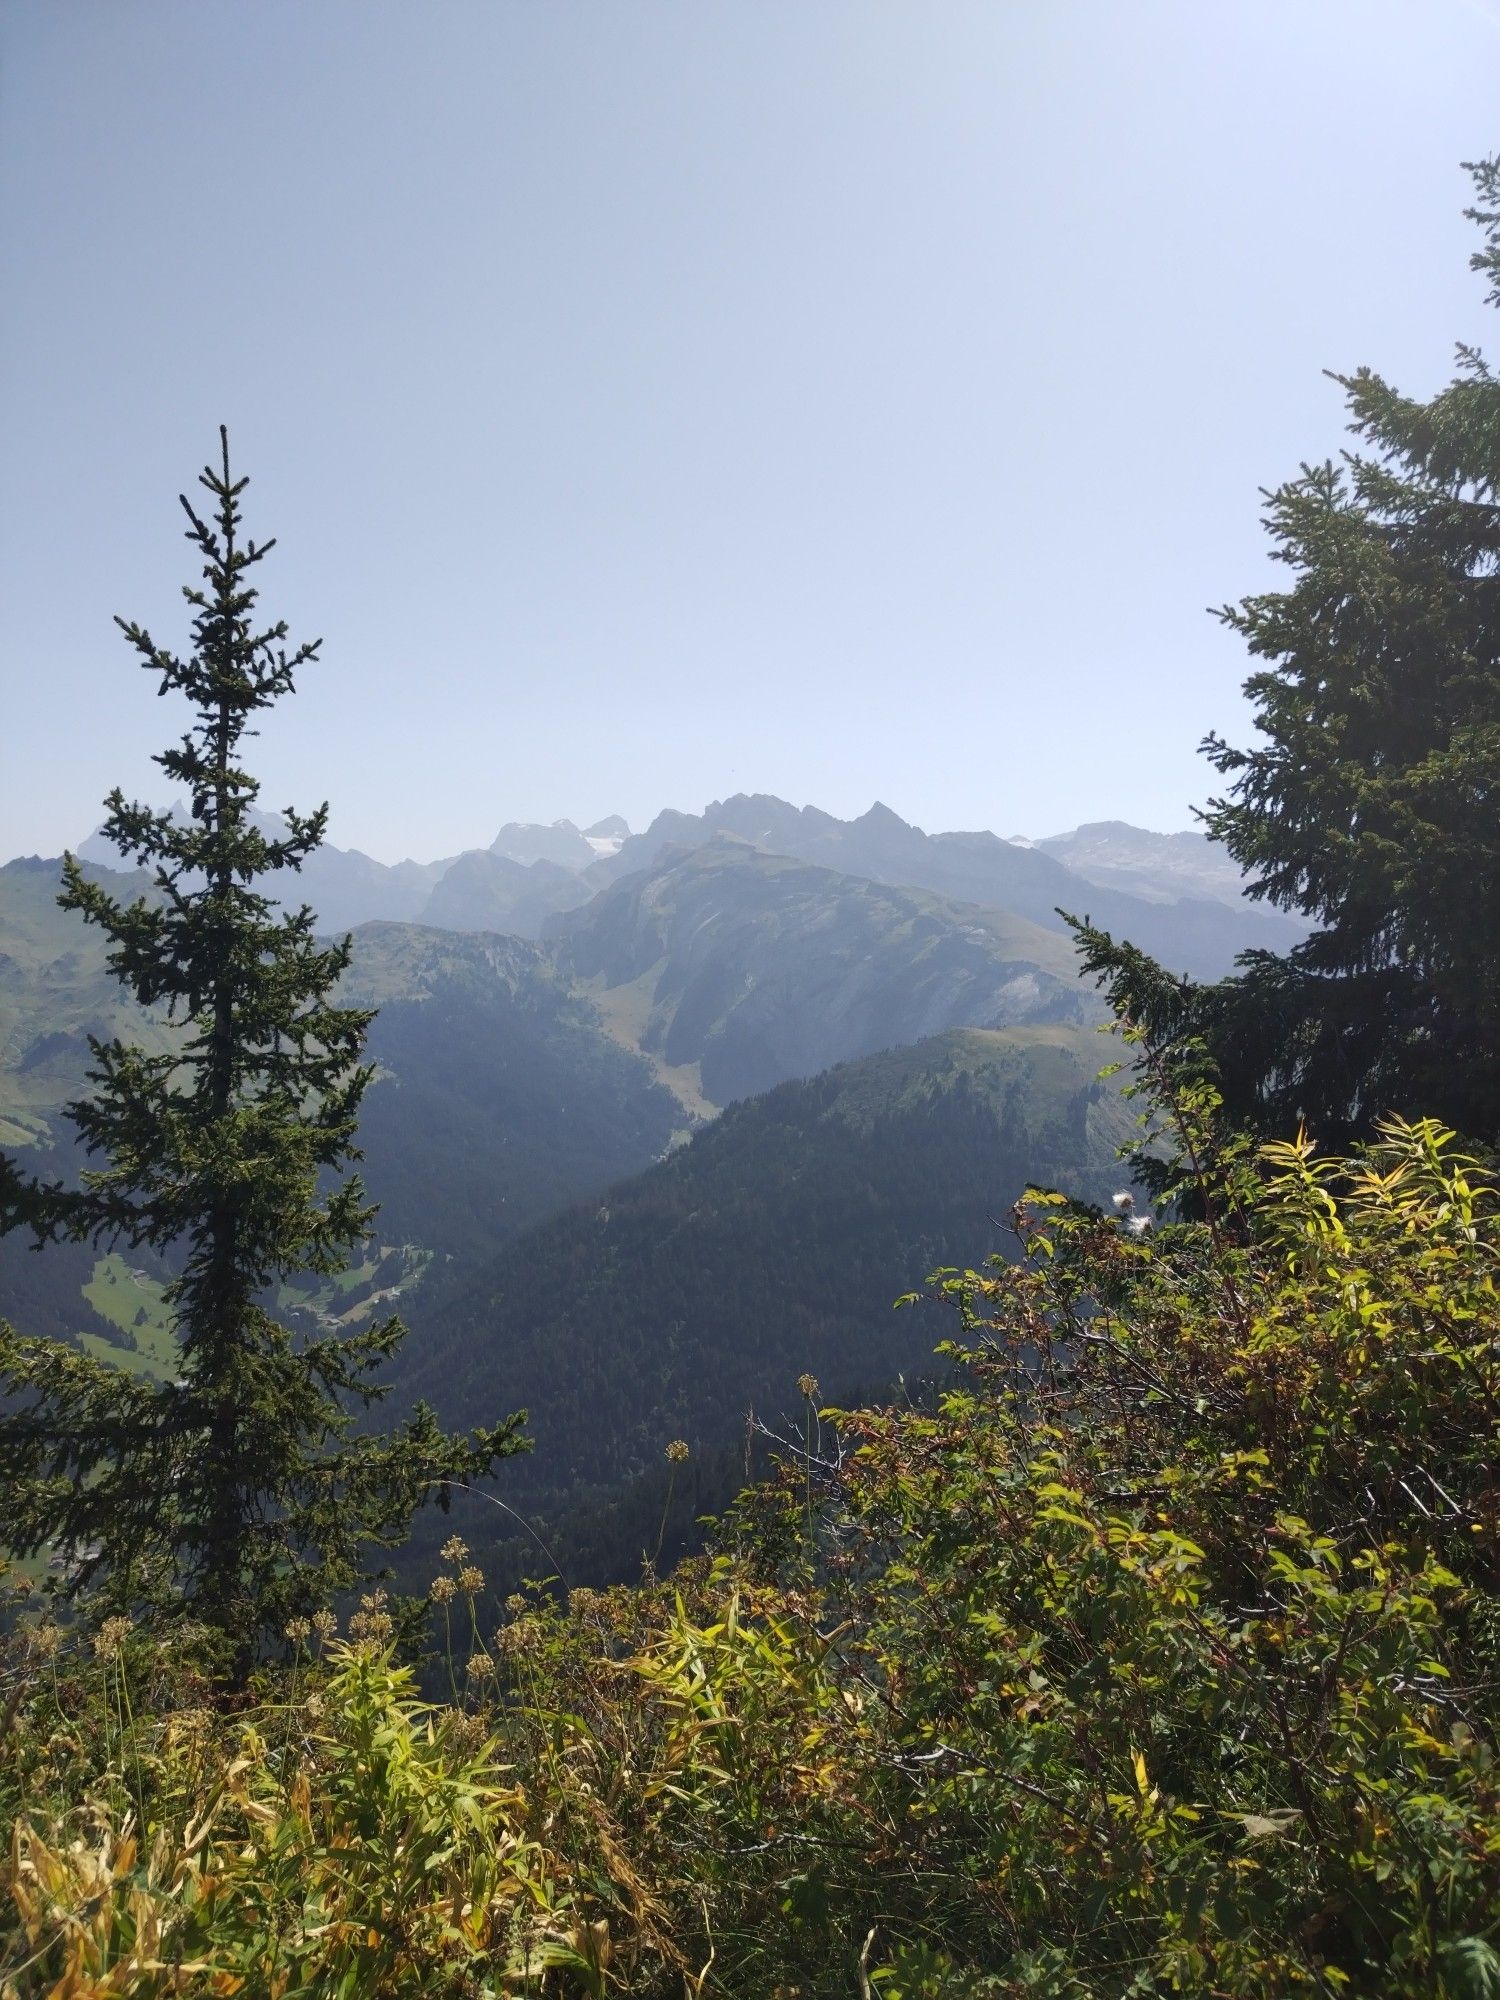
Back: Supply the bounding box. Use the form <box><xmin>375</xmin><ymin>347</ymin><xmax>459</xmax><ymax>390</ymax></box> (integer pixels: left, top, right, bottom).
<box><xmin>4</xmin><ymin>791</ymin><xmax>1252</xmax><ymax>1578</ymax></box>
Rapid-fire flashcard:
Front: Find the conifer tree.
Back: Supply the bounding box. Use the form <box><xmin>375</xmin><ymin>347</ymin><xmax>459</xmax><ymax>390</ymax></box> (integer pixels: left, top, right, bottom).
<box><xmin>1079</xmin><ymin>158</ymin><xmax>1500</xmax><ymax>1146</ymax></box>
<box><xmin>0</xmin><ymin>432</ymin><xmax>523</xmax><ymax>1672</ymax></box>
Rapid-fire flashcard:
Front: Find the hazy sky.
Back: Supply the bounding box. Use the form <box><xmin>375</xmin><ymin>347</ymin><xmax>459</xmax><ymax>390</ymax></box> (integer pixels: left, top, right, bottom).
<box><xmin>2</xmin><ymin>2</ymin><xmax>1495</xmax><ymax>864</ymax></box>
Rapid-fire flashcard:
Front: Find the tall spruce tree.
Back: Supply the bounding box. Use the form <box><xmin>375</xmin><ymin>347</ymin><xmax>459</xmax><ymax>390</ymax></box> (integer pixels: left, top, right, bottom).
<box><xmin>1076</xmin><ymin>158</ymin><xmax>1500</xmax><ymax>1148</ymax></box>
<box><xmin>0</xmin><ymin>432</ymin><xmax>523</xmax><ymax>1670</ymax></box>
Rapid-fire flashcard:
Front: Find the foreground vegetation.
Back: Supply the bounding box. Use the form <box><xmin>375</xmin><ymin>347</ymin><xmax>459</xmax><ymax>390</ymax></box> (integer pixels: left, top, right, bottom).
<box><xmin>5</xmin><ymin>1088</ymin><xmax>1496</xmax><ymax>1996</ymax></box>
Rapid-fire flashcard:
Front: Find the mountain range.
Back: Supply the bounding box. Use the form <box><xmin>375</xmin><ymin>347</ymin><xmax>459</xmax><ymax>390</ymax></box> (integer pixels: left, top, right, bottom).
<box><xmin>6</xmin><ymin>789</ymin><xmax>1300</xmax><ymax>1581</ymax></box>
<box><xmin>582</xmin><ymin>795</ymin><xmax>1304</xmax><ymax>979</ymax></box>
<box><xmin>72</xmin><ymin>793</ymin><xmax>1304</xmax><ymax>974</ymax></box>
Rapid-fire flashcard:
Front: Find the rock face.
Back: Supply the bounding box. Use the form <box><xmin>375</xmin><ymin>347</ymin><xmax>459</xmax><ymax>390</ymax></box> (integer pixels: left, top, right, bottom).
<box><xmin>417</xmin><ymin>849</ymin><xmax>592</xmax><ymax>938</ymax></box>
<box><xmin>489</xmin><ymin>819</ymin><xmax>599</xmax><ymax>871</ymax></box>
<box><xmin>584</xmin><ymin>815</ymin><xmax>631</xmax><ymax>857</ymax></box>
<box><xmin>554</xmin><ymin>836</ymin><xmax>1101</xmax><ymax>1106</ymax></box>
<box><xmin>1035</xmin><ymin>819</ymin><xmax>1273</xmax><ymax>911</ymax></box>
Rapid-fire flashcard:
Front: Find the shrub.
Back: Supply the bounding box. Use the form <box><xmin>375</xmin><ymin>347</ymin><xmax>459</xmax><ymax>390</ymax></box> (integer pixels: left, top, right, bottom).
<box><xmin>4</xmin><ymin>1097</ymin><xmax>1497</xmax><ymax>1994</ymax></box>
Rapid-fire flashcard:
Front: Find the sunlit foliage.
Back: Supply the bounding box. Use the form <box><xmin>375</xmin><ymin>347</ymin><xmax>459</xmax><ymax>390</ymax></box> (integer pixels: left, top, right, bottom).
<box><xmin>5</xmin><ymin>1070</ymin><xmax>1496</xmax><ymax>1994</ymax></box>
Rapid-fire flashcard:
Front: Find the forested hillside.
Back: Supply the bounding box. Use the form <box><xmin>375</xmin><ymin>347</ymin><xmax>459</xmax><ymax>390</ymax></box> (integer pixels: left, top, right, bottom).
<box><xmin>1</xmin><ymin>832</ymin><xmax>1120</xmax><ymax>1352</ymax></box>
<box><xmin>340</xmin><ymin>922</ymin><xmax>683</xmax><ymax>1266</ymax></box>
<box><xmin>393</xmin><ymin>1024</ymin><xmax>1130</xmax><ymax>1525</ymax></box>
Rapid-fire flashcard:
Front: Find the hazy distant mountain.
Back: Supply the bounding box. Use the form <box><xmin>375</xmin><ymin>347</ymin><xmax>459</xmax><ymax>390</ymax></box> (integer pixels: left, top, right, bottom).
<box><xmin>584</xmin><ymin>815</ymin><xmax>630</xmax><ymax>857</ymax></box>
<box><xmin>588</xmin><ymin>793</ymin><xmax>1305</xmax><ymax>980</ymax></box>
<box><xmin>489</xmin><ymin>818</ymin><xmax>599</xmax><ymax>870</ymax></box>
<box><xmin>74</xmin><ymin>810</ymin><xmax>452</xmax><ymax>934</ymax></box>
<box><xmin>417</xmin><ymin>848</ymin><xmax>593</xmax><ymax>939</ymax></box>
<box><xmin>71</xmin><ymin>808</ymin><xmax>634</xmax><ymax>937</ymax></box>
<box><xmin>67</xmin><ymin>794</ymin><xmax>1304</xmax><ymax>975</ymax></box>
<box><xmin>0</xmin><ymin>856</ymin><xmax>176</xmax><ymax>1154</ymax></box>
<box><xmin>1035</xmin><ymin>819</ymin><xmax>1268</xmax><ymax>911</ymax></box>
<box><xmin>554</xmin><ymin>836</ymin><xmax>1101</xmax><ymax>1108</ymax></box>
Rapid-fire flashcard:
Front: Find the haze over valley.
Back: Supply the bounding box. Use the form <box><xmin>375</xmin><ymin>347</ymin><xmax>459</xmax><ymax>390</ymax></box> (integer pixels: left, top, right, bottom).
<box><xmin>3</xmin><ymin>782</ymin><xmax>1287</xmax><ymax>1569</ymax></box>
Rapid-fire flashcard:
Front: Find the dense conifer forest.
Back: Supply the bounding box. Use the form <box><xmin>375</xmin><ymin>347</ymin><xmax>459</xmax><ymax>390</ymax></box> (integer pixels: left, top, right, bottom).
<box><xmin>1</xmin><ymin>160</ymin><xmax>1498</xmax><ymax>1997</ymax></box>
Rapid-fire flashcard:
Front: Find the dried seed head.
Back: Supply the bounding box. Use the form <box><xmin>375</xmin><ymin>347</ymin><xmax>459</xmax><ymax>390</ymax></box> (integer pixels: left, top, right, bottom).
<box><xmin>26</xmin><ymin>1621</ymin><xmax>63</xmax><ymax>1662</ymax></box>
<box><xmin>94</xmin><ymin>1615</ymin><xmax>132</xmax><ymax>1661</ymax></box>
<box><xmin>349</xmin><ymin>1592</ymin><xmax>394</xmax><ymax>1646</ymax></box>
<box><xmin>445</xmin><ymin>1709</ymin><xmax>487</xmax><ymax>1756</ymax></box>
<box><xmin>497</xmin><ymin>1617</ymin><xmax>540</xmax><ymax>1660</ymax></box>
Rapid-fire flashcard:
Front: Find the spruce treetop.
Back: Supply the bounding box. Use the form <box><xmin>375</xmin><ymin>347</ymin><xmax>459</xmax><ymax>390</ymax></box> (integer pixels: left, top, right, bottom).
<box><xmin>1074</xmin><ymin>160</ymin><xmax>1500</xmax><ymax>1150</ymax></box>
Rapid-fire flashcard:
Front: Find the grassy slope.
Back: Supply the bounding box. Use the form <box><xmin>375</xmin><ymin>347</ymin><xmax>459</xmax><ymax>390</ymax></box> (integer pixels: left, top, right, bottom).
<box><xmin>78</xmin><ymin>1253</ymin><xmax>179</xmax><ymax>1379</ymax></box>
<box><xmin>0</xmin><ymin>857</ymin><xmax>178</xmax><ymax>1149</ymax></box>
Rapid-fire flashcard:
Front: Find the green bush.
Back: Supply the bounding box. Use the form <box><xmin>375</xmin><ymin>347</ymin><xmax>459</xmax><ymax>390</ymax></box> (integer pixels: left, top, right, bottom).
<box><xmin>3</xmin><ymin>1088</ymin><xmax>1497</xmax><ymax>1995</ymax></box>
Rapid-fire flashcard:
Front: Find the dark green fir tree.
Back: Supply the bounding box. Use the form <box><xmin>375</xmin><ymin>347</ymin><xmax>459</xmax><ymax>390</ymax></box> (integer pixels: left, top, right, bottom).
<box><xmin>1075</xmin><ymin>157</ymin><xmax>1500</xmax><ymax>1150</ymax></box>
<box><xmin>0</xmin><ymin>432</ymin><xmax>523</xmax><ymax>1674</ymax></box>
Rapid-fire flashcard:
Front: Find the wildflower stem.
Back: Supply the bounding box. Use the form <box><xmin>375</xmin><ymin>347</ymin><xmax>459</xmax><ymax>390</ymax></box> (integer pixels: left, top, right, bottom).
<box><xmin>653</xmin><ymin>1468</ymin><xmax>677</xmax><ymax>1575</ymax></box>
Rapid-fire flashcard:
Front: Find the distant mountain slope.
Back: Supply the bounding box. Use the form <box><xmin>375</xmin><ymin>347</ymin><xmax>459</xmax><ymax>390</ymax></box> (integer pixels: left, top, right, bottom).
<box><xmin>0</xmin><ymin>866</ymin><xmax>684</xmax><ymax>1338</ymax></box>
<box><xmin>0</xmin><ymin>856</ymin><xmax>177</xmax><ymax>1151</ymax></box>
<box><xmin>341</xmin><ymin>923</ymin><xmax>684</xmax><ymax>1266</ymax></box>
<box><xmin>73</xmin><ymin>810</ymin><xmax>632</xmax><ymax>936</ymax></box>
<box><xmin>66</xmin><ymin>795</ymin><xmax>1307</xmax><ymax>974</ymax></box>
<box><xmin>415</xmin><ymin>849</ymin><xmax>593</xmax><ymax>939</ymax></box>
<box><xmin>553</xmin><ymin>837</ymin><xmax>1100</xmax><ymax>1107</ymax></box>
<box><xmin>392</xmin><ymin>1024</ymin><xmax>1133</xmax><ymax>1525</ymax></box>
<box><xmin>1034</xmin><ymin>819</ymin><xmax>1271</xmax><ymax>911</ymax></box>
<box><xmin>488</xmin><ymin>819</ymin><xmax>600</xmax><ymax>871</ymax></box>
<box><xmin>588</xmin><ymin>794</ymin><xmax>1305</xmax><ymax>979</ymax></box>
<box><xmin>75</xmin><ymin>814</ymin><xmax>452</xmax><ymax>934</ymax></box>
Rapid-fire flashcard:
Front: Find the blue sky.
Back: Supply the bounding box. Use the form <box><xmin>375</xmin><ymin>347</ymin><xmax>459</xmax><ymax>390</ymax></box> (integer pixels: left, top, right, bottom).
<box><xmin>2</xmin><ymin>1</ymin><xmax>1495</xmax><ymax>863</ymax></box>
